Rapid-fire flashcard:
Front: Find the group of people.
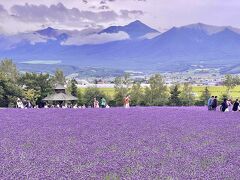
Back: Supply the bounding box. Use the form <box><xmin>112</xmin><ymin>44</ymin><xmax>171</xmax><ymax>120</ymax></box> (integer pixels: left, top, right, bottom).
<box><xmin>15</xmin><ymin>95</ymin><xmax>240</xmax><ymax>111</ymax></box>
<box><xmin>16</xmin><ymin>98</ymin><xmax>33</xmax><ymax>109</ymax></box>
<box><xmin>208</xmin><ymin>96</ymin><xmax>240</xmax><ymax>112</ymax></box>
<box><xmin>34</xmin><ymin>96</ymin><xmax>123</xmax><ymax>109</ymax></box>
<box><xmin>93</xmin><ymin>97</ymin><xmax>109</xmax><ymax>108</ymax></box>
<box><xmin>207</xmin><ymin>96</ymin><xmax>218</xmax><ymax>111</ymax></box>
<box><xmin>15</xmin><ymin>96</ymin><xmax>131</xmax><ymax>109</ymax></box>
<box><xmin>92</xmin><ymin>95</ymin><xmax>131</xmax><ymax>109</ymax></box>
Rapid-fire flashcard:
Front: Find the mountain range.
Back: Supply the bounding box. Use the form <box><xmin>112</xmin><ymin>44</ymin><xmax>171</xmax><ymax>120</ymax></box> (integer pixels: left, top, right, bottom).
<box><xmin>1</xmin><ymin>20</ymin><xmax>240</xmax><ymax>73</ymax></box>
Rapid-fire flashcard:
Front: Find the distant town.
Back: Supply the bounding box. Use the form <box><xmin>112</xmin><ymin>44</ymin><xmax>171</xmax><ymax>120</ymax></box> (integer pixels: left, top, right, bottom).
<box><xmin>65</xmin><ymin>68</ymin><xmax>226</xmax><ymax>88</ymax></box>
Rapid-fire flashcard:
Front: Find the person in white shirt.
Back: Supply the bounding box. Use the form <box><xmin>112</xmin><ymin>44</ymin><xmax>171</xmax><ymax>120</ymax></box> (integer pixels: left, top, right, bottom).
<box><xmin>16</xmin><ymin>98</ymin><xmax>24</xmax><ymax>109</ymax></box>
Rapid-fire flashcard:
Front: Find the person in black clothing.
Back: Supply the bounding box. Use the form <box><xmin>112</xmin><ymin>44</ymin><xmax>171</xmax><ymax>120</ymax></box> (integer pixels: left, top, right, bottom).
<box><xmin>220</xmin><ymin>98</ymin><xmax>228</xmax><ymax>112</ymax></box>
<box><xmin>232</xmin><ymin>99</ymin><xmax>239</xmax><ymax>112</ymax></box>
<box><xmin>22</xmin><ymin>98</ymin><xmax>28</xmax><ymax>108</ymax></box>
<box><xmin>26</xmin><ymin>100</ymin><xmax>33</xmax><ymax>108</ymax></box>
<box><xmin>211</xmin><ymin>96</ymin><xmax>218</xmax><ymax>111</ymax></box>
<box><xmin>38</xmin><ymin>100</ymin><xmax>45</xmax><ymax>108</ymax></box>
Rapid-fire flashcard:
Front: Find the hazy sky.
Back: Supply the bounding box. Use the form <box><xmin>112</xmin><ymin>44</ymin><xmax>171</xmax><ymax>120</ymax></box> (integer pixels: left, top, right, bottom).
<box><xmin>1</xmin><ymin>0</ymin><xmax>240</xmax><ymax>34</ymax></box>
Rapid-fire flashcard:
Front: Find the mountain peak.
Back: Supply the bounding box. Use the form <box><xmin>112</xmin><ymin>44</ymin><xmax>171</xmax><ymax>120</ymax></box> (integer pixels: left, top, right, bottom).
<box><xmin>184</xmin><ymin>22</ymin><xmax>214</xmax><ymax>29</ymax></box>
<box><xmin>182</xmin><ymin>23</ymin><xmax>228</xmax><ymax>35</ymax></box>
<box><xmin>128</xmin><ymin>20</ymin><xmax>145</xmax><ymax>26</ymax></box>
<box><xmin>38</xmin><ymin>27</ymin><xmax>56</xmax><ymax>32</ymax></box>
<box><xmin>37</xmin><ymin>27</ymin><xmax>58</xmax><ymax>36</ymax></box>
<box><xmin>100</xmin><ymin>20</ymin><xmax>159</xmax><ymax>39</ymax></box>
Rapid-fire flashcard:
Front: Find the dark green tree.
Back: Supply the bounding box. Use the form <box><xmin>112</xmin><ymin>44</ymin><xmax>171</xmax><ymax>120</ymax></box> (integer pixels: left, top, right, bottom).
<box><xmin>70</xmin><ymin>79</ymin><xmax>78</xmax><ymax>97</ymax></box>
<box><xmin>0</xmin><ymin>72</ymin><xmax>23</xmax><ymax>107</ymax></box>
<box><xmin>168</xmin><ymin>84</ymin><xmax>181</xmax><ymax>106</ymax></box>
<box><xmin>199</xmin><ymin>87</ymin><xmax>211</xmax><ymax>106</ymax></box>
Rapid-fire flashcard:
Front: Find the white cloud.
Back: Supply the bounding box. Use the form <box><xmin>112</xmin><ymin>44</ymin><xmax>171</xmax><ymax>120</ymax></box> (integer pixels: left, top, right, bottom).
<box><xmin>0</xmin><ymin>2</ymin><xmax>144</xmax><ymax>34</ymax></box>
<box><xmin>62</xmin><ymin>31</ymin><xmax>130</xmax><ymax>45</ymax></box>
<box><xmin>0</xmin><ymin>32</ymin><xmax>50</xmax><ymax>50</ymax></box>
<box><xmin>0</xmin><ymin>6</ymin><xmax>43</xmax><ymax>34</ymax></box>
<box><xmin>1</xmin><ymin>0</ymin><xmax>240</xmax><ymax>34</ymax></box>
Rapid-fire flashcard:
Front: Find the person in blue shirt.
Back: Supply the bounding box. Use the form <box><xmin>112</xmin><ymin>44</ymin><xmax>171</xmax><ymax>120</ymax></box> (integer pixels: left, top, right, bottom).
<box><xmin>100</xmin><ymin>97</ymin><xmax>107</xmax><ymax>108</ymax></box>
<box><xmin>211</xmin><ymin>96</ymin><xmax>218</xmax><ymax>111</ymax></box>
<box><xmin>208</xmin><ymin>96</ymin><xmax>214</xmax><ymax>110</ymax></box>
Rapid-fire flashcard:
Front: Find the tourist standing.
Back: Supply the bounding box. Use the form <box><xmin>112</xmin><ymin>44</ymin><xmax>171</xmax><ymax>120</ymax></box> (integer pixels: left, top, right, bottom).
<box><xmin>26</xmin><ymin>100</ymin><xmax>33</xmax><ymax>109</ymax></box>
<box><xmin>220</xmin><ymin>98</ymin><xmax>228</xmax><ymax>112</ymax></box>
<box><xmin>93</xmin><ymin>98</ymin><xmax>99</xmax><ymax>108</ymax></box>
<box><xmin>211</xmin><ymin>96</ymin><xmax>218</xmax><ymax>111</ymax></box>
<box><xmin>16</xmin><ymin>98</ymin><xmax>24</xmax><ymax>109</ymax></box>
<box><xmin>227</xmin><ymin>99</ymin><xmax>232</xmax><ymax>111</ymax></box>
<box><xmin>232</xmin><ymin>99</ymin><xmax>239</xmax><ymax>112</ymax></box>
<box><xmin>37</xmin><ymin>100</ymin><xmax>45</xmax><ymax>108</ymax></box>
<box><xmin>73</xmin><ymin>104</ymin><xmax>78</xmax><ymax>109</ymax></box>
<box><xmin>100</xmin><ymin>97</ymin><xmax>106</xmax><ymax>108</ymax></box>
<box><xmin>22</xmin><ymin>98</ymin><xmax>27</xmax><ymax>108</ymax></box>
<box><xmin>124</xmin><ymin>95</ymin><xmax>131</xmax><ymax>108</ymax></box>
<box><xmin>208</xmin><ymin>96</ymin><xmax>214</xmax><ymax>110</ymax></box>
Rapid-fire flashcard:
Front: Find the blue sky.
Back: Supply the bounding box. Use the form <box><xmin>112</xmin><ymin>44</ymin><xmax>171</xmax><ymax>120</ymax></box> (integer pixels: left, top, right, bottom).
<box><xmin>0</xmin><ymin>0</ymin><xmax>240</xmax><ymax>34</ymax></box>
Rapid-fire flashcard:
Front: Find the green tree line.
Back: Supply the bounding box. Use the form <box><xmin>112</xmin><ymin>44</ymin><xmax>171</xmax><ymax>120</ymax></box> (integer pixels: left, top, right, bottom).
<box><xmin>0</xmin><ymin>59</ymin><xmax>239</xmax><ymax>107</ymax></box>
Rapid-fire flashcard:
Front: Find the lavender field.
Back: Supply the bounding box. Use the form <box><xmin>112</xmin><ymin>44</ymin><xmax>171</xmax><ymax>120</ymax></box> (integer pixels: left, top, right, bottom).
<box><xmin>0</xmin><ymin>107</ymin><xmax>240</xmax><ymax>179</ymax></box>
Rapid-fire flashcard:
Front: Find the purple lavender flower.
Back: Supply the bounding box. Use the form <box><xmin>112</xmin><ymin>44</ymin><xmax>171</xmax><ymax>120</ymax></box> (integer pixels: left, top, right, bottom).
<box><xmin>0</xmin><ymin>107</ymin><xmax>239</xmax><ymax>179</ymax></box>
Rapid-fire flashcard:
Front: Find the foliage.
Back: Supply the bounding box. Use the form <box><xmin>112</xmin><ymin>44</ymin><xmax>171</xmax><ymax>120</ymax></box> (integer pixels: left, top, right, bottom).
<box><xmin>0</xmin><ymin>59</ymin><xmax>23</xmax><ymax>107</ymax></box>
<box><xmin>54</xmin><ymin>69</ymin><xmax>65</xmax><ymax>85</ymax></box>
<box><xmin>0</xmin><ymin>72</ymin><xmax>23</xmax><ymax>107</ymax></box>
<box><xmin>83</xmin><ymin>87</ymin><xmax>108</xmax><ymax>107</ymax></box>
<box><xmin>199</xmin><ymin>87</ymin><xmax>211</xmax><ymax>106</ymax></box>
<box><xmin>71</xmin><ymin>79</ymin><xmax>78</xmax><ymax>97</ymax></box>
<box><xmin>114</xmin><ymin>73</ymin><xmax>131</xmax><ymax>106</ymax></box>
<box><xmin>180</xmin><ymin>83</ymin><xmax>195</xmax><ymax>106</ymax></box>
<box><xmin>220</xmin><ymin>93</ymin><xmax>229</xmax><ymax>102</ymax></box>
<box><xmin>3</xmin><ymin>60</ymin><xmax>240</xmax><ymax>107</ymax></box>
<box><xmin>18</xmin><ymin>72</ymin><xmax>53</xmax><ymax>103</ymax></box>
<box><xmin>0</xmin><ymin>59</ymin><xmax>18</xmax><ymax>82</ymax></box>
<box><xmin>144</xmin><ymin>74</ymin><xmax>168</xmax><ymax>106</ymax></box>
<box><xmin>223</xmin><ymin>74</ymin><xmax>240</xmax><ymax>95</ymax></box>
<box><xmin>67</xmin><ymin>79</ymin><xmax>78</xmax><ymax>97</ymax></box>
<box><xmin>168</xmin><ymin>84</ymin><xmax>181</xmax><ymax>106</ymax></box>
<box><xmin>24</xmin><ymin>89</ymin><xmax>41</xmax><ymax>106</ymax></box>
<box><xmin>77</xmin><ymin>89</ymin><xmax>83</xmax><ymax>106</ymax></box>
<box><xmin>130</xmin><ymin>83</ymin><xmax>144</xmax><ymax>106</ymax></box>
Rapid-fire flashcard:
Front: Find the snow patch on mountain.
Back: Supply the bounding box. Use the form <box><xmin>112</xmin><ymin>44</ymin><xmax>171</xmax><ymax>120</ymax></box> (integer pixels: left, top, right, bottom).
<box><xmin>61</xmin><ymin>31</ymin><xmax>130</xmax><ymax>46</ymax></box>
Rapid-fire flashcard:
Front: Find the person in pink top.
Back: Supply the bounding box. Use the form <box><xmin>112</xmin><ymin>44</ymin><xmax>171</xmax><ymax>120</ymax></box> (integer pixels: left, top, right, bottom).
<box><xmin>124</xmin><ymin>95</ymin><xmax>131</xmax><ymax>108</ymax></box>
<box><xmin>93</xmin><ymin>98</ymin><xmax>99</xmax><ymax>108</ymax></box>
